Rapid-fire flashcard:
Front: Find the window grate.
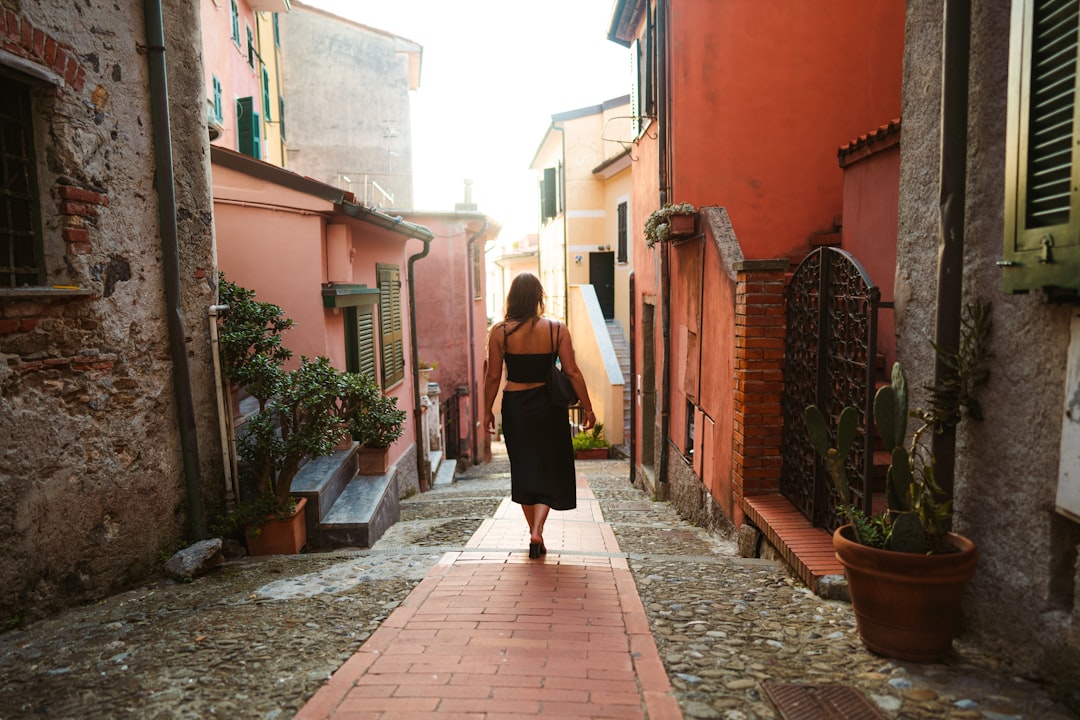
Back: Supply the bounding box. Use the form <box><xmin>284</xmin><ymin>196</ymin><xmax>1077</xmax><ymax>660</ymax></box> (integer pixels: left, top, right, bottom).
<box><xmin>1025</xmin><ymin>0</ymin><xmax>1079</xmax><ymax>228</ymax></box>
<box><xmin>0</xmin><ymin>75</ymin><xmax>43</xmax><ymax>288</ymax></box>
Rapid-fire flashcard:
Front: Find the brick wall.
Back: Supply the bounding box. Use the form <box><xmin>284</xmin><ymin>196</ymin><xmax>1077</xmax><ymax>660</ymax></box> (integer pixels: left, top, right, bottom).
<box><xmin>731</xmin><ymin>260</ymin><xmax>788</xmax><ymax>506</ymax></box>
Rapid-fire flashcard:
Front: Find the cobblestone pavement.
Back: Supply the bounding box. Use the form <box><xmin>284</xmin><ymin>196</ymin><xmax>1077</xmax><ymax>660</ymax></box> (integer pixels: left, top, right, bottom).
<box><xmin>0</xmin><ymin>447</ymin><xmax>1075</xmax><ymax>720</ymax></box>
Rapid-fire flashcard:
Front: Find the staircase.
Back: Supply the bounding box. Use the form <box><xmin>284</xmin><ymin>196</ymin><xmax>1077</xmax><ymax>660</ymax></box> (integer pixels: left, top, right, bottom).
<box><xmin>606</xmin><ymin>318</ymin><xmax>632</xmax><ymax>453</ymax></box>
<box><xmin>289</xmin><ymin>442</ymin><xmax>400</xmax><ymax>549</ymax></box>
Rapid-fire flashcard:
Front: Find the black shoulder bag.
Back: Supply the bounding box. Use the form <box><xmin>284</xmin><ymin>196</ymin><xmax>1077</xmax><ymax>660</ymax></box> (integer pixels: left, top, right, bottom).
<box><xmin>548</xmin><ymin>322</ymin><xmax>578</xmax><ymax>408</ymax></box>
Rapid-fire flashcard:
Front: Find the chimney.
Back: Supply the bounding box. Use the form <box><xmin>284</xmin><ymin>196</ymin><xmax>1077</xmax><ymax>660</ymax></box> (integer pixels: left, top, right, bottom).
<box><xmin>455</xmin><ymin>178</ymin><xmax>478</xmax><ymax>212</ymax></box>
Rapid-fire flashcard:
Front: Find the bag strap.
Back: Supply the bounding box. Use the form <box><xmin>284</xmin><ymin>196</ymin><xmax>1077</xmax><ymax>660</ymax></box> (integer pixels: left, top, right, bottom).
<box><xmin>550</xmin><ymin>320</ymin><xmax>561</xmax><ymax>359</ymax></box>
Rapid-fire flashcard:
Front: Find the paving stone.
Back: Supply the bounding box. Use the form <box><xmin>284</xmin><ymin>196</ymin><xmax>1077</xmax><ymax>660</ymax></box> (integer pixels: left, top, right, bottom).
<box><xmin>0</xmin><ymin>447</ymin><xmax>1074</xmax><ymax>719</ymax></box>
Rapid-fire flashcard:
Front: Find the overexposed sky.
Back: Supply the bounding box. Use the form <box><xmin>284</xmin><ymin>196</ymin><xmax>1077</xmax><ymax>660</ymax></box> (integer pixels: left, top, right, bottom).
<box><xmin>298</xmin><ymin>0</ymin><xmax>630</xmax><ymax>244</ymax></box>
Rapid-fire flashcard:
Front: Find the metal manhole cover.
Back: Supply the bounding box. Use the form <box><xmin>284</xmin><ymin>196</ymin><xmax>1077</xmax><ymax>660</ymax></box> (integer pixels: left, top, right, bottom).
<box><xmin>761</xmin><ymin>681</ymin><xmax>887</xmax><ymax>720</ymax></box>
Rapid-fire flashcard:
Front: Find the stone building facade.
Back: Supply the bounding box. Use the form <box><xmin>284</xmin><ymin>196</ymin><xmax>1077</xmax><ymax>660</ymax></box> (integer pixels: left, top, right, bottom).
<box><xmin>897</xmin><ymin>1</ymin><xmax>1079</xmax><ymax>702</ymax></box>
<box><xmin>0</xmin><ymin>0</ymin><xmax>221</xmax><ymax>622</ymax></box>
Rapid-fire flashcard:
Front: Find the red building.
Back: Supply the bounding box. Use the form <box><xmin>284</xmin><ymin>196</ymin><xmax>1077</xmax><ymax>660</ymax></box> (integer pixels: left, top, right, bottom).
<box><xmin>608</xmin><ymin>0</ymin><xmax>905</xmax><ymax>586</ymax></box>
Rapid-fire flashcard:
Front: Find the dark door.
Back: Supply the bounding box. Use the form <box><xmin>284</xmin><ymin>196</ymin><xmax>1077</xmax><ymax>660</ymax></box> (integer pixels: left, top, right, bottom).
<box><xmin>589</xmin><ymin>251</ymin><xmax>615</xmax><ymax>318</ymax></box>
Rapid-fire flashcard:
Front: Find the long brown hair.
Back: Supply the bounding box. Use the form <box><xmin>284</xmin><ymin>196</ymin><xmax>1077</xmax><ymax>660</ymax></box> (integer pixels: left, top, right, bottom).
<box><xmin>504</xmin><ymin>272</ymin><xmax>545</xmax><ymax>323</ymax></box>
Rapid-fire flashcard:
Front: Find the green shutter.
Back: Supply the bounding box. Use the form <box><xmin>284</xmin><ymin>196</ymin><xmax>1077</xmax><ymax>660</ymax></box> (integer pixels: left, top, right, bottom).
<box><xmin>236</xmin><ymin>97</ymin><xmax>261</xmax><ymax>159</ymax></box>
<box><xmin>1005</xmin><ymin>0</ymin><xmax>1080</xmax><ymax>296</ymax></box>
<box><xmin>377</xmin><ymin>264</ymin><xmax>404</xmax><ymax>387</ymax></box>
<box><xmin>345</xmin><ymin>306</ymin><xmax>378</xmax><ymax>382</ymax></box>
<box><xmin>541</xmin><ymin>167</ymin><xmax>557</xmax><ymax>221</ymax></box>
<box><xmin>262</xmin><ymin>69</ymin><xmax>271</xmax><ymax>118</ymax></box>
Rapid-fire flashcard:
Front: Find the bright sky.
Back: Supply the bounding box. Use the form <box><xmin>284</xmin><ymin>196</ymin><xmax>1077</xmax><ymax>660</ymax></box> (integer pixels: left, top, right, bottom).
<box><xmin>299</xmin><ymin>0</ymin><xmax>630</xmax><ymax>244</ymax></box>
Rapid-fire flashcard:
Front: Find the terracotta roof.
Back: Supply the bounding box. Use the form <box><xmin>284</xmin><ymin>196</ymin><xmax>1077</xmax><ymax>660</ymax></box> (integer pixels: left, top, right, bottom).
<box><xmin>837</xmin><ymin>119</ymin><xmax>901</xmax><ymax>168</ymax></box>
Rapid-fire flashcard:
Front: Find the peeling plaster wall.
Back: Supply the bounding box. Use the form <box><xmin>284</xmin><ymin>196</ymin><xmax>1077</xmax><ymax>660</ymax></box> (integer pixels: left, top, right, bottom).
<box><xmin>0</xmin><ymin>0</ymin><xmax>220</xmax><ymax>622</ymax></box>
<box><xmin>899</xmin><ymin>1</ymin><xmax>1079</xmax><ymax>701</ymax></box>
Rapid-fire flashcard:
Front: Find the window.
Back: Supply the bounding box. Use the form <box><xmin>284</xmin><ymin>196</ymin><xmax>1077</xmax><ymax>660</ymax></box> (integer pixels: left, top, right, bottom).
<box><xmin>629</xmin><ymin>11</ymin><xmax>656</xmax><ymax>139</ymax></box>
<box><xmin>1005</xmin><ymin>0</ymin><xmax>1080</xmax><ymax>295</ymax></box>
<box><xmin>230</xmin><ymin>0</ymin><xmax>240</xmax><ymax>45</ymax></box>
<box><xmin>345</xmin><ymin>305</ymin><xmax>378</xmax><ymax>382</ymax></box>
<box><xmin>617</xmin><ymin>201</ymin><xmax>628</xmax><ymax>263</ymax></box>
<box><xmin>211</xmin><ymin>76</ymin><xmax>223</xmax><ymax>123</ymax></box>
<box><xmin>246</xmin><ymin>26</ymin><xmax>255</xmax><ymax>68</ymax></box>
<box><xmin>377</xmin><ymin>263</ymin><xmax>405</xmax><ymax>388</ymax></box>
<box><xmin>273</xmin><ymin>13</ymin><xmax>281</xmax><ymax>46</ymax></box>
<box><xmin>279</xmin><ymin>97</ymin><xmax>286</xmax><ymax>141</ymax></box>
<box><xmin>236</xmin><ymin>96</ymin><xmax>260</xmax><ymax>159</ymax></box>
<box><xmin>541</xmin><ymin>167</ymin><xmax>557</xmax><ymax>222</ymax></box>
<box><xmin>261</xmin><ymin>68</ymin><xmax>271</xmax><ymax>118</ymax></box>
<box><xmin>686</xmin><ymin>400</ymin><xmax>695</xmax><ymax>457</ymax></box>
<box><xmin>0</xmin><ymin>73</ymin><xmax>43</xmax><ymax>288</ymax></box>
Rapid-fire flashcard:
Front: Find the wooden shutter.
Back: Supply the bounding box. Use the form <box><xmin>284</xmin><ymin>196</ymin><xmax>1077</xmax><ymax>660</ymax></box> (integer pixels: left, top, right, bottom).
<box><xmin>617</xmin><ymin>201</ymin><xmax>628</xmax><ymax>263</ymax></box>
<box><xmin>378</xmin><ymin>264</ymin><xmax>405</xmax><ymax>387</ymax></box>
<box><xmin>345</xmin><ymin>306</ymin><xmax>378</xmax><ymax>382</ymax></box>
<box><xmin>541</xmin><ymin>167</ymin><xmax>557</xmax><ymax>221</ymax></box>
<box><xmin>1005</xmin><ymin>0</ymin><xmax>1080</xmax><ymax>295</ymax></box>
<box><xmin>236</xmin><ymin>97</ymin><xmax>261</xmax><ymax>159</ymax></box>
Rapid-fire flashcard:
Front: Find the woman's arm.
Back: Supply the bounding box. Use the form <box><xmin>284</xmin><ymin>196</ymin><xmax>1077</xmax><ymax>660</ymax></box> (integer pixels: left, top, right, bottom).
<box><xmin>555</xmin><ymin>322</ymin><xmax>595</xmax><ymax>430</ymax></box>
<box><xmin>483</xmin><ymin>323</ymin><xmax>505</xmax><ymax>434</ymax></box>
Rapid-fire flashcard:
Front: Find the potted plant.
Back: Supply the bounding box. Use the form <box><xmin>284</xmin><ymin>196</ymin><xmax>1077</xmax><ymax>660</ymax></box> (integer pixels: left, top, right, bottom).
<box><xmin>346</xmin><ymin>373</ymin><xmax>407</xmax><ymax>474</ymax></box>
<box><xmin>806</xmin><ymin>301</ymin><xmax>991</xmax><ymax>662</ymax></box>
<box><xmin>417</xmin><ymin>359</ymin><xmax>437</xmax><ymax>391</ymax></box>
<box><xmin>644</xmin><ymin>202</ymin><xmax>697</xmax><ymax>247</ymax></box>
<box><xmin>572</xmin><ymin>422</ymin><xmax>610</xmax><ymax>460</ymax></box>
<box><xmin>214</xmin><ymin>277</ymin><xmax>355</xmax><ymax>554</ymax></box>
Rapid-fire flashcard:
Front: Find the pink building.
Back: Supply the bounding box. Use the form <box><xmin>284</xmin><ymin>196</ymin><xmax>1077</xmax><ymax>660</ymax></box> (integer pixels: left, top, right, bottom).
<box><xmin>404</xmin><ymin>211</ymin><xmax>501</xmax><ymax>467</ymax></box>
<box><xmin>213</xmin><ymin>146</ymin><xmax>435</xmax><ymax>546</ymax></box>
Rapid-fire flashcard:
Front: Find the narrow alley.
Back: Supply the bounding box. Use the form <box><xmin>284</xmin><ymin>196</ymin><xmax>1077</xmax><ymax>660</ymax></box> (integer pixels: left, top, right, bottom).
<box><xmin>0</xmin><ymin>444</ymin><xmax>1072</xmax><ymax>720</ymax></box>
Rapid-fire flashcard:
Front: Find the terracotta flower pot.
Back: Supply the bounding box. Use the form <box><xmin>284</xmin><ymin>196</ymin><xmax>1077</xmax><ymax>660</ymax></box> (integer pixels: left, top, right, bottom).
<box><xmin>574</xmin><ymin>448</ymin><xmax>609</xmax><ymax>460</ymax></box>
<box><xmin>668</xmin><ymin>213</ymin><xmax>697</xmax><ymax>238</ymax></box>
<box><xmin>246</xmin><ymin>497</ymin><xmax>307</xmax><ymax>556</ymax></box>
<box><xmin>357</xmin><ymin>446</ymin><xmax>390</xmax><ymax>475</ymax></box>
<box><xmin>833</xmin><ymin>524</ymin><xmax>978</xmax><ymax>662</ymax></box>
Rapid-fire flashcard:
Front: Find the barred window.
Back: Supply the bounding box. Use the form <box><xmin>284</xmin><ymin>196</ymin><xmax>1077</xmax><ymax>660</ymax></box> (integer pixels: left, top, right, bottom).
<box><xmin>0</xmin><ymin>73</ymin><xmax>43</xmax><ymax>288</ymax></box>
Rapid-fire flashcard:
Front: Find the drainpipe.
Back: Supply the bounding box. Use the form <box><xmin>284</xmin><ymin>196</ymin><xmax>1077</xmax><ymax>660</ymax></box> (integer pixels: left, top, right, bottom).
<box><xmin>549</xmin><ymin>122</ymin><xmax>569</xmax><ymax>323</ymax></box>
<box><xmin>656</xmin><ymin>0</ymin><xmax>672</xmax><ymax>491</ymax></box>
<box><xmin>465</xmin><ymin>222</ymin><xmax>489</xmax><ymax>464</ymax></box>
<box><xmin>408</xmin><ymin>233</ymin><xmax>433</xmax><ymax>491</ymax></box>
<box><xmin>144</xmin><ymin>0</ymin><xmax>205</xmax><ymax>539</ymax></box>
<box><xmin>932</xmin><ymin>0</ymin><xmax>971</xmax><ymax>518</ymax></box>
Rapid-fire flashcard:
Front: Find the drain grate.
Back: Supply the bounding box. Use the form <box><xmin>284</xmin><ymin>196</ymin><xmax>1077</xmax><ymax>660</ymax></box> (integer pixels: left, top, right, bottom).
<box><xmin>761</xmin><ymin>681</ymin><xmax>888</xmax><ymax>720</ymax></box>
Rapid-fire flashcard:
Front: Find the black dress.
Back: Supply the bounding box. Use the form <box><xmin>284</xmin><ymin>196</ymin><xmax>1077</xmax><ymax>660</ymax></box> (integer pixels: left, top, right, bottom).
<box><xmin>500</xmin><ymin>321</ymin><xmax>577</xmax><ymax>510</ymax></box>
<box><xmin>501</xmin><ymin>385</ymin><xmax>577</xmax><ymax>510</ymax></box>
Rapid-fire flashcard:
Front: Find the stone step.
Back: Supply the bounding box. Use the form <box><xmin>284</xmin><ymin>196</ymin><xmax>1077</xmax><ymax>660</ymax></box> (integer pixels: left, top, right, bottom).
<box><xmin>289</xmin><ymin>441</ymin><xmax>401</xmax><ymax>550</ymax></box>
<box><xmin>315</xmin><ymin>468</ymin><xmax>400</xmax><ymax>548</ymax></box>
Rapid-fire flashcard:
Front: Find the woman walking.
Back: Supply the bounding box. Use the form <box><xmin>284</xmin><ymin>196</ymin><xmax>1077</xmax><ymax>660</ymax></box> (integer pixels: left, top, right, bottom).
<box><xmin>484</xmin><ymin>273</ymin><xmax>594</xmax><ymax>559</ymax></box>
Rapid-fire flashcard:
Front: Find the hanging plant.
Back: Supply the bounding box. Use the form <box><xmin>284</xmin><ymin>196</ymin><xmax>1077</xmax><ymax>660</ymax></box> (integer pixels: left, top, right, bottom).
<box><xmin>644</xmin><ymin>202</ymin><xmax>697</xmax><ymax>247</ymax></box>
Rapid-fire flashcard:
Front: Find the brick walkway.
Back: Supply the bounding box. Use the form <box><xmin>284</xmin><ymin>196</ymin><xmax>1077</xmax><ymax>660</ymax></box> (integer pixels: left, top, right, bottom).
<box><xmin>295</xmin><ymin>478</ymin><xmax>682</xmax><ymax>719</ymax></box>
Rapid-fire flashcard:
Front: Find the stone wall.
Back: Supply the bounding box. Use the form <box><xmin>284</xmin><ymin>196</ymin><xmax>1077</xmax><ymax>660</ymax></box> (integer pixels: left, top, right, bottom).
<box><xmin>898</xmin><ymin>0</ymin><xmax>1079</xmax><ymax>703</ymax></box>
<box><xmin>0</xmin><ymin>0</ymin><xmax>221</xmax><ymax>623</ymax></box>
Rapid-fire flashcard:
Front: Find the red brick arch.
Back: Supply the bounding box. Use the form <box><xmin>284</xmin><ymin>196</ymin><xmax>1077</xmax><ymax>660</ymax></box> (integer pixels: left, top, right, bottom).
<box><xmin>2</xmin><ymin>9</ymin><xmax>86</xmax><ymax>92</ymax></box>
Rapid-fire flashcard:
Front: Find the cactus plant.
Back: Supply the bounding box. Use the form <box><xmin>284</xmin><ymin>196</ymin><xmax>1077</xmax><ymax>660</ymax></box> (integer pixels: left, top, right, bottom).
<box><xmin>806</xmin><ymin>301</ymin><xmax>990</xmax><ymax>555</ymax></box>
<box><xmin>804</xmin><ymin>405</ymin><xmax>884</xmax><ymax>546</ymax></box>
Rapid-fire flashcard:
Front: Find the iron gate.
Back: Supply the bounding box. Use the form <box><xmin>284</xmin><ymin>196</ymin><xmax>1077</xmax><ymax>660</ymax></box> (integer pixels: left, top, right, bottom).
<box><xmin>779</xmin><ymin>247</ymin><xmax>881</xmax><ymax>530</ymax></box>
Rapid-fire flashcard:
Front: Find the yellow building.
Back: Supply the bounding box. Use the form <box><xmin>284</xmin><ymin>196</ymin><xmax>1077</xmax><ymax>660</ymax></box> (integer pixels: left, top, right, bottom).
<box><xmin>529</xmin><ymin>96</ymin><xmax>634</xmax><ymax>447</ymax></box>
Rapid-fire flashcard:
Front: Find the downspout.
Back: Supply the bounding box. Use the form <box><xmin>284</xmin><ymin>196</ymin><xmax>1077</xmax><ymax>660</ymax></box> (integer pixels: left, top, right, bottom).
<box><xmin>408</xmin><ymin>233</ymin><xmax>433</xmax><ymax>491</ymax></box>
<box><xmin>550</xmin><ymin>122</ymin><xmax>568</xmax><ymax>323</ymax></box>
<box><xmin>465</xmin><ymin>222</ymin><xmax>489</xmax><ymax>464</ymax></box>
<box><xmin>932</xmin><ymin>0</ymin><xmax>971</xmax><ymax>517</ymax></box>
<box><xmin>144</xmin><ymin>0</ymin><xmax>205</xmax><ymax>538</ymax></box>
<box><xmin>656</xmin><ymin>0</ymin><xmax>672</xmax><ymax>490</ymax></box>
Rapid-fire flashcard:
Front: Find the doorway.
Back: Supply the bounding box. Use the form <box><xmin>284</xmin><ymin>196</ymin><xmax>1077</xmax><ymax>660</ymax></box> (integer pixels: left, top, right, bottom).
<box><xmin>640</xmin><ymin>300</ymin><xmax>656</xmax><ymax>470</ymax></box>
<box><xmin>589</xmin><ymin>251</ymin><xmax>615</xmax><ymax>318</ymax></box>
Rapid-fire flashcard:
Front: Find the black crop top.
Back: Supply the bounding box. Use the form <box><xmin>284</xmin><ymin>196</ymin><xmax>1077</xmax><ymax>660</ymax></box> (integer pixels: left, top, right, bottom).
<box><xmin>505</xmin><ymin>351</ymin><xmax>553</xmax><ymax>383</ymax></box>
<box><xmin>502</xmin><ymin>321</ymin><xmax>558</xmax><ymax>383</ymax></box>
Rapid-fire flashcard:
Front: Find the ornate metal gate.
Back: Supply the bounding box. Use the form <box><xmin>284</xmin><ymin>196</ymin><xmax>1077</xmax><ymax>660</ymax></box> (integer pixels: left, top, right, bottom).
<box><xmin>779</xmin><ymin>247</ymin><xmax>881</xmax><ymax>530</ymax></box>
